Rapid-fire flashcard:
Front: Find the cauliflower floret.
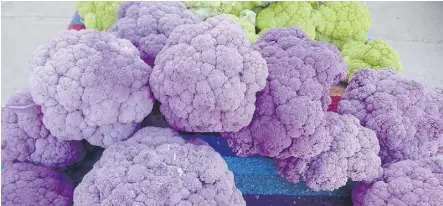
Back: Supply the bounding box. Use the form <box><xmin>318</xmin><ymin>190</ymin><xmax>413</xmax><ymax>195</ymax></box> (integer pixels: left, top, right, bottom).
<box><xmin>352</xmin><ymin>158</ymin><xmax>443</xmax><ymax>206</ymax></box>
<box><xmin>338</xmin><ymin>68</ymin><xmax>443</xmax><ymax>164</ymax></box>
<box><xmin>28</xmin><ymin>29</ymin><xmax>154</xmax><ymax>148</ymax></box>
<box><xmin>222</xmin><ymin>27</ymin><xmax>347</xmax><ymax>158</ymax></box>
<box><xmin>256</xmin><ymin>1</ymin><xmax>321</xmax><ymax>39</ymax></box>
<box><xmin>316</xmin><ymin>2</ymin><xmax>372</xmax><ymax>49</ymax></box>
<box><xmin>77</xmin><ymin>1</ymin><xmax>121</xmax><ymax>31</ymax></box>
<box><xmin>150</xmin><ymin>15</ymin><xmax>268</xmax><ymax>132</ymax></box>
<box><xmin>73</xmin><ymin>127</ymin><xmax>246</xmax><ymax>206</ymax></box>
<box><xmin>341</xmin><ymin>39</ymin><xmax>402</xmax><ymax>80</ymax></box>
<box><xmin>278</xmin><ymin>112</ymin><xmax>382</xmax><ymax>191</ymax></box>
<box><xmin>109</xmin><ymin>1</ymin><xmax>201</xmax><ymax>66</ymax></box>
<box><xmin>1</xmin><ymin>162</ymin><xmax>75</xmax><ymax>206</ymax></box>
<box><xmin>1</xmin><ymin>89</ymin><xmax>85</xmax><ymax>168</ymax></box>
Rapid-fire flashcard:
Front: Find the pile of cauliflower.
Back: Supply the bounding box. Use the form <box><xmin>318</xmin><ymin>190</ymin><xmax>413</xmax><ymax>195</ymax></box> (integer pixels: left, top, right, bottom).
<box><xmin>2</xmin><ymin>1</ymin><xmax>442</xmax><ymax>206</ymax></box>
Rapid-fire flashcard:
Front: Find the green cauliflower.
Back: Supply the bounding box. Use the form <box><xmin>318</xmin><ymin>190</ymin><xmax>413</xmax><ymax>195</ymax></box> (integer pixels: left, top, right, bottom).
<box><xmin>183</xmin><ymin>1</ymin><xmax>273</xmax><ymax>20</ymax></box>
<box><xmin>220</xmin><ymin>1</ymin><xmax>272</xmax><ymax>16</ymax></box>
<box><xmin>309</xmin><ymin>1</ymin><xmax>320</xmax><ymax>9</ymax></box>
<box><xmin>256</xmin><ymin>1</ymin><xmax>320</xmax><ymax>39</ymax></box>
<box><xmin>77</xmin><ymin>1</ymin><xmax>121</xmax><ymax>31</ymax></box>
<box><xmin>341</xmin><ymin>39</ymin><xmax>402</xmax><ymax>80</ymax></box>
<box><xmin>183</xmin><ymin>1</ymin><xmax>222</xmax><ymax>20</ymax></box>
<box><xmin>225</xmin><ymin>12</ymin><xmax>259</xmax><ymax>43</ymax></box>
<box><xmin>184</xmin><ymin>1</ymin><xmax>260</xmax><ymax>43</ymax></box>
<box><xmin>316</xmin><ymin>2</ymin><xmax>371</xmax><ymax>49</ymax></box>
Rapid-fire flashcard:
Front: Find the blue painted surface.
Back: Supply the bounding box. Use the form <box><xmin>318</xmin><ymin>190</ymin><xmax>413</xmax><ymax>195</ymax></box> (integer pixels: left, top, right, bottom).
<box><xmin>70</xmin><ymin>11</ymin><xmax>83</xmax><ymax>25</ymax></box>
<box><xmin>181</xmin><ymin>133</ymin><xmax>238</xmax><ymax>157</ymax></box>
<box><xmin>223</xmin><ymin>157</ymin><xmax>353</xmax><ymax>197</ymax></box>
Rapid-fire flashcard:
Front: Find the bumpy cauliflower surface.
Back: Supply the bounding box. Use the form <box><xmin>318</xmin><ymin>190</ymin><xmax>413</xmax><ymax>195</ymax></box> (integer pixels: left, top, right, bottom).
<box><xmin>109</xmin><ymin>1</ymin><xmax>200</xmax><ymax>66</ymax></box>
<box><xmin>29</xmin><ymin>29</ymin><xmax>154</xmax><ymax>148</ymax></box>
<box><xmin>222</xmin><ymin>27</ymin><xmax>347</xmax><ymax>159</ymax></box>
<box><xmin>341</xmin><ymin>39</ymin><xmax>402</xmax><ymax>80</ymax></box>
<box><xmin>278</xmin><ymin>112</ymin><xmax>382</xmax><ymax>191</ymax></box>
<box><xmin>1</xmin><ymin>162</ymin><xmax>74</xmax><ymax>206</ymax></box>
<box><xmin>352</xmin><ymin>158</ymin><xmax>443</xmax><ymax>206</ymax></box>
<box><xmin>2</xmin><ymin>89</ymin><xmax>85</xmax><ymax>168</ymax></box>
<box><xmin>150</xmin><ymin>15</ymin><xmax>268</xmax><ymax>132</ymax></box>
<box><xmin>338</xmin><ymin>68</ymin><xmax>443</xmax><ymax>164</ymax></box>
<box><xmin>73</xmin><ymin>127</ymin><xmax>246</xmax><ymax>206</ymax></box>
<box><xmin>256</xmin><ymin>1</ymin><xmax>320</xmax><ymax>39</ymax></box>
<box><xmin>316</xmin><ymin>2</ymin><xmax>372</xmax><ymax>49</ymax></box>
<box><xmin>77</xmin><ymin>1</ymin><xmax>121</xmax><ymax>31</ymax></box>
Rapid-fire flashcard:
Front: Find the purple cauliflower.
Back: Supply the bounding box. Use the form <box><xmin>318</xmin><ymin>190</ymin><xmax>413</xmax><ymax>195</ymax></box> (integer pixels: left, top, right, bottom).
<box><xmin>150</xmin><ymin>15</ymin><xmax>269</xmax><ymax>132</ymax></box>
<box><xmin>277</xmin><ymin>112</ymin><xmax>382</xmax><ymax>191</ymax></box>
<box><xmin>109</xmin><ymin>1</ymin><xmax>201</xmax><ymax>66</ymax></box>
<box><xmin>73</xmin><ymin>126</ymin><xmax>246</xmax><ymax>206</ymax></box>
<box><xmin>28</xmin><ymin>29</ymin><xmax>154</xmax><ymax>148</ymax></box>
<box><xmin>352</xmin><ymin>158</ymin><xmax>443</xmax><ymax>206</ymax></box>
<box><xmin>338</xmin><ymin>68</ymin><xmax>443</xmax><ymax>164</ymax></box>
<box><xmin>1</xmin><ymin>89</ymin><xmax>85</xmax><ymax>168</ymax></box>
<box><xmin>1</xmin><ymin>162</ymin><xmax>74</xmax><ymax>206</ymax></box>
<box><xmin>222</xmin><ymin>27</ymin><xmax>347</xmax><ymax>158</ymax></box>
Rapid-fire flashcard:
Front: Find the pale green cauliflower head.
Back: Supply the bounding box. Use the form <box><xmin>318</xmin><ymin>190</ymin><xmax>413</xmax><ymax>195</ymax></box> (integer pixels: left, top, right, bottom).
<box><xmin>316</xmin><ymin>2</ymin><xmax>372</xmax><ymax>49</ymax></box>
<box><xmin>220</xmin><ymin>1</ymin><xmax>271</xmax><ymax>16</ymax></box>
<box><xmin>341</xmin><ymin>39</ymin><xmax>402</xmax><ymax>80</ymax></box>
<box><xmin>183</xmin><ymin>1</ymin><xmax>222</xmax><ymax>20</ymax></box>
<box><xmin>77</xmin><ymin>1</ymin><xmax>121</xmax><ymax>31</ymax></box>
<box><xmin>184</xmin><ymin>1</ymin><xmax>260</xmax><ymax>43</ymax></box>
<box><xmin>225</xmin><ymin>13</ymin><xmax>259</xmax><ymax>43</ymax></box>
<box><xmin>256</xmin><ymin>1</ymin><xmax>320</xmax><ymax>39</ymax></box>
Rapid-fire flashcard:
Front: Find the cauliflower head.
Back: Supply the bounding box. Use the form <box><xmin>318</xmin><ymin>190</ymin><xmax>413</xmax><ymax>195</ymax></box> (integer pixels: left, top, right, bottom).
<box><xmin>222</xmin><ymin>27</ymin><xmax>347</xmax><ymax>158</ymax></box>
<box><xmin>183</xmin><ymin>1</ymin><xmax>222</xmax><ymax>20</ymax></box>
<box><xmin>77</xmin><ymin>1</ymin><xmax>121</xmax><ymax>31</ymax></box>
<box><xmin>109</xmin><ymin>1</ymin><xmax>201</xmax><ymax>66</ymax></box>
<box><xmin>185</xmin><ymin>3</ymin><xmax>260</xmax><ymax>43</ymax></box>
<box><xmin>316</xmin><ymin>2</ymin><xmax>372</xmax><ymax>49</ymax></box>
<box><xmin>1</xmin><ymin>162</ymin><xmax>74</xmax><ymax>206</ymax></box>
<box><xmin>225</xmin><ymin>13</ymin><xmax>259</xmax><ymax>43</ymax></box>
<box><xmin>352</xmin><ymin>158</ymin><xmax>443</xmax><ymax>206</ymax></box>
<box><xmin>338</xmin><ymin>68</ymin><xmax>443</xmax><ymax>164</ymax></box>
<box><xmin>256</xmin><ymin>1</ymin><xmax>321</xmax><ymax>39</ymax></box>
<box><xmin>73</xmin><ymin>127</ymin><xmax>246</xmax><ymax>206</ymax></box>
<box><xmin>28</xmin><ymin>29</ymin><xmax>154</xmax><ymax>148</ymax></box>
<box><xmin>150</xmin><ymin>15</ymin><xmax>268</xmax><ymax>132</ymax></box>
<box><xmin>341</xmin><ymin>39</ymin><xmax>402</xmax><ymax>80</ymax></box>
<box><xmin>220</xmin><ymin>1</ymin><xmax>271</xmax><ymax>16</ymax></box>
<box><xmin>1</xmin><ymin>89</ymin><xmax>85</xmax><ymax>168</ymax></box>
<box><xmin>278</xmin><ymin>112</ymin><xmax>382</xmax><ymax>191</ymax></box>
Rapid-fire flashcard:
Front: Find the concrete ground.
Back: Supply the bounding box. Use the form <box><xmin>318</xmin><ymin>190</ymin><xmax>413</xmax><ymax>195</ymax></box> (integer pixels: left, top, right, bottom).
<box><xmin>1</xmin><ymin>1</ymin><xmax>443</xmax><ymax>104</ymax></box>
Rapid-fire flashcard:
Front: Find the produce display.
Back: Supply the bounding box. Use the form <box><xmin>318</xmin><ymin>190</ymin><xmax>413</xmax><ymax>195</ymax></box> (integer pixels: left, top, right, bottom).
<box><xmin>2</xmin><ymin>1</ymin><xmax>442</xmax><ymax>206</ymax></box>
